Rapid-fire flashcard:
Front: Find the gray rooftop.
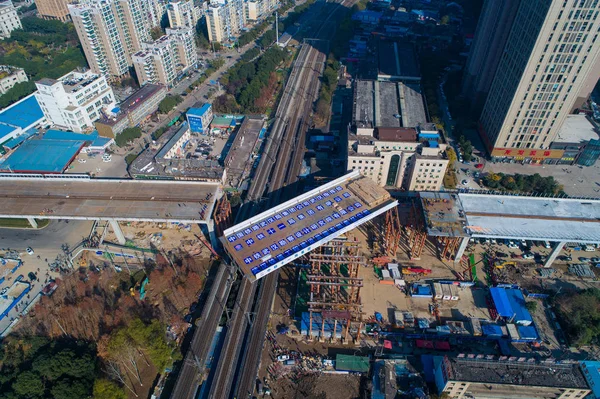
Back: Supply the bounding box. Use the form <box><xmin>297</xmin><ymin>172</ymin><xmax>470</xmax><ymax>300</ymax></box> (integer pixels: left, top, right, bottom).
<box><xmin>555</xmin><ymin>114</ymin><xmax>599</xmax><ymax>144</ymax></box>
<box><xmin>458</xmin><ymin>193</ymin><xmax>600</xmax><ymax>242</ymax></box>
<box><xmin>448</xmin><ymin>358</ymin><xmax>589</xmax><ymax>390</ymax></box>
<box><xmin>377</xmin><ymin>41</ymin><xmax>420</xmax><ymax>81</ymax></box>
<box><xmin>353</xmin><ymin>80</ymin><xmax>427</xmax><ymax>130</ymax></box>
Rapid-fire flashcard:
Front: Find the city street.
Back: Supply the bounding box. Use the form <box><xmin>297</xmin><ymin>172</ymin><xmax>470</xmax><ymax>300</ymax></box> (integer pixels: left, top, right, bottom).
<box><xmin>0</xmin><ymin>220</ymin><xmax>94</xmax><ymax>333</ymax></box>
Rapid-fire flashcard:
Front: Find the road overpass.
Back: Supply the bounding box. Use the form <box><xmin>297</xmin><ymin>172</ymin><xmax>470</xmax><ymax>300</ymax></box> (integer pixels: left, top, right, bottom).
<box><xmin>0</xmin><ymin>174</ymin><xmax>221</xmax><ymax>244</ymax></box>
<box><xmin>420</xmin><ymin>191</ymin><xmax>600</xmax><ymax>268</ymax></box>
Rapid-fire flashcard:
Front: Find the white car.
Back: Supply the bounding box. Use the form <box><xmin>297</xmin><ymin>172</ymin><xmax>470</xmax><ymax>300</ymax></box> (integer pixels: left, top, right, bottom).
<box><xmin>78</xmin><ymin>158</ymin><xmax>87</xmax><ymax>163</ymax></box>
<box><xmin>26</xmin><ymin>247</ymin><xmax>34</xmax><ymax>255</ymax></box>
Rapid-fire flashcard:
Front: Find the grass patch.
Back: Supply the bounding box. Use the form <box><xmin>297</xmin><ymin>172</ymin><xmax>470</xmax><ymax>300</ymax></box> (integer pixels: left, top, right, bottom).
<box><xmin>0</xmin><ymin>218</ymin><xmax>50</xmax><ymax>228</ymax></box>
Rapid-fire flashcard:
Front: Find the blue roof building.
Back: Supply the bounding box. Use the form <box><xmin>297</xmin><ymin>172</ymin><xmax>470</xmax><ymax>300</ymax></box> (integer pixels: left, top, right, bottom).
<box><xmin>581</xmin><ymin>361</ymin><xmax>600</xmax><ymax>399</ymax></box>
<box><xmin>0</xmin><ymin>94</ymin><xmax>45</xmax><ymax>143</ymax></box>
<box><xmin>0</xmin><ymin>139</ymin><xmax>85</xmax><ymax>173</ymax></box>
<box><xmin>187</xmin><ymin>104</ymin><xmax>213</xmax><ymax>133</ymax></box>
<box><xmin>490</xmin><ymin>287</ymin><xmax>533</xmax><ymax>325</ymax></box>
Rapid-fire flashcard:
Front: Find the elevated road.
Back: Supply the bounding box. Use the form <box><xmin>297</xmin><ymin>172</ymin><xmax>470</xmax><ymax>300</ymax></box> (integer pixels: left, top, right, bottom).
<box><xmin>0</xmin><ymin>176</ymin><xmax>220</xmax><ymax>223</ymax></box>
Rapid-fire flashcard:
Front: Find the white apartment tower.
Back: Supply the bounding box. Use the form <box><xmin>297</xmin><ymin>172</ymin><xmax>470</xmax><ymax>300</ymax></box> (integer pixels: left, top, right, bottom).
<box><xmin>35</xmin><ymin>70</ymin><xmax>116</xmax><ymax>133</ymax></box>
<box><xmin>68</xmin><ymin>0</ymin><xmax>154</xmax><ymax>80</ymax></box>
<box><xmin>167</xmin><ymin>0</ymin><xmax>200</xmax><ymax>28</ymax></box>
<box><xmin>478</xmin><ymin>0</ymin><xmax>600</xmax><ymax>160</ymax></box>
<box><xmin>0</xmin><ymin>1</ymin><xmax>21</xmax><ymax>38</ymax></box>
<box><xmin>132</xmin><ymin>27</ymin><xmax>197</xmax><ymax>86</ymax></box>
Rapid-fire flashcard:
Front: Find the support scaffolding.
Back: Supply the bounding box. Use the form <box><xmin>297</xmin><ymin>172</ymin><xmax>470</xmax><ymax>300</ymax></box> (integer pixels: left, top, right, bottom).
<box><xmin>213</xmin><ymin>195</ymin><xmax>233</xmax><ymax>237</ymax></box>
<box><xmin>407</xmin><ymin>200</ymin><xmax>427</xmax><ymax>260</ymax></box>
<box><xmin>306</xmin><ymin>237</ymin><xmax>365</xmax><ymax>343</ymax></box>
<box><xmin>438</xmin><ymin>236</ymin><xmax>461</xmax><ymax>261</ymax></box>
<box><xmin>383</xmin><ymin>206</ymin><xmax>401</xmax><ymax>257</ymax></box>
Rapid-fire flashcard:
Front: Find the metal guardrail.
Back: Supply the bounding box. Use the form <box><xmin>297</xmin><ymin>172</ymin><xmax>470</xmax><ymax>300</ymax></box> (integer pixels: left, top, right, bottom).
<box><xmin>0</xmin><ymin>173</ymin><xmax>91</xmax><ymax>180</ymax></box>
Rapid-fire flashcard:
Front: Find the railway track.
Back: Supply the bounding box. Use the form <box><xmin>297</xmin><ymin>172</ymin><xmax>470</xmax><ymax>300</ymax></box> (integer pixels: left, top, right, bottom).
<box><xmin>196</xmin><ymin>2</ymin><xmax>356</xmax><ymax>398</ymax></box>
<box><xmin>169</xmin><ymin>263</ymin><xmax>233</xmax><ymax>398</ymax></box>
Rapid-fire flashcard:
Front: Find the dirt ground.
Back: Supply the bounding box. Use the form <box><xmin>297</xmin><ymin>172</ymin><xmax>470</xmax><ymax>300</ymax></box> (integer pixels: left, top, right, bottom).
<box><xmin>102</xmin><ymin>221</ymin><xmax>212</xmax><ymax>258</ymax></box>
<box><xmin>258</xmin><ymin>332</ymin><xmax>363</xmax><ymax>399</ymax></box>
<box><xmin>270</xmin><ymin>374</ymin><xmax>361</xmax><ymax>399</ymax></box>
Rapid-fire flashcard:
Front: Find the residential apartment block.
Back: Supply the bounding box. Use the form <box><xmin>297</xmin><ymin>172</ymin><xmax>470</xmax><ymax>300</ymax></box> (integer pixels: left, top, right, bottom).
<box><xmin>35</xmin><ymin>0</ymin><xmax>71</xmax><ymax>21</ymax></box>
<box><xmin>167</xmin><ymin>0</ymin><xmax>201</xmax><ymax>28</ymax></box>
<box><xmin>68</xmin><ymin>0</ymin><xmax>156</xmax><ymax>80</ymax></box>
<box><xmin>471</xmin><ymin>0</ymin><xmax>600</xmax><ymax>162</ymax></box>
<box><xmin>0</xmin><ymin>66</ymin><xmax>27</xmax><ymax>94</ymax></box>
<box><xmin>133</xmin><ymin>27</ymin><xmax>198</xmax><ymax>86</ymax></box>
<box><xmin>245</xmin><ymin>0</ymin><xmax>277</xmax><ymax>23</ymax></box>
<box><xmin>0</xmin><ymin>1</ymin><xmax>21</xmax><ymax>38</ymax></box>
<box><xmin>205</xmin><ymin>0</ymin><xmax>252</xmax><ymax>42</ymax></box>
<box><xmin>347</xmin><ymin>126</ymin><xmax>448</xmax><ymax>191</ymax></box>
<box><xmin>35</xmin><ymin>70</ymin><xmax>116</xmax><ymax>133</ymax></box>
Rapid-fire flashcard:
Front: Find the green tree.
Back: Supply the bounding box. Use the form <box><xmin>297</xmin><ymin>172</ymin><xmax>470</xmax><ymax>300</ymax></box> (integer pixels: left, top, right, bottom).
<box><xmin>158</xmin><ymin>96</ymin><xmax>182</xmax><ymax>114</ymax></box>
<box><xmin>51</xmin><ymin>378</ymin><xmax>90</xmax><ymax>399</ymax></box>
<box><xmin>115</xmin><ymin>127</ymin><xmax>142</xmax><ymax>147</ymax></box>
<box><xmin>441</xmin><ymin>15</ymin><xmax>450</xmax><ymax>25</ymax></box>
<box><xmin>12</xmin><ymin>371</ymin><xmax>44</xmax><ymax>397</ymax></box>
<box><xmin>93</xmin><ymin>379</ymin><xmax>127</xmax><ymax>399</ymax></box>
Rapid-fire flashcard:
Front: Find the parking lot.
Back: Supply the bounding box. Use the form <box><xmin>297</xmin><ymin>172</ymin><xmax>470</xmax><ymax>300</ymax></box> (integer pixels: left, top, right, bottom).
<box><xmin>67</xmin><ymin>151</ymin><xmax>128</xmax><ymax>178</ymax></box>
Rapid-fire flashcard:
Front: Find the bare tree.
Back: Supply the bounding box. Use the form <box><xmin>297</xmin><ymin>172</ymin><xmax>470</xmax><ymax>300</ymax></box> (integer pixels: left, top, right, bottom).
<box><xmin>105</xmin><ymin>360</ymin><xmax>139</xmax><ymax>397</ymax></box>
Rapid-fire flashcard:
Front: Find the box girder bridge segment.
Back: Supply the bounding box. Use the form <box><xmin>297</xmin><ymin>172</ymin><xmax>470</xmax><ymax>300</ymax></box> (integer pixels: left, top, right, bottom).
<box><xmin>306</xmin><ymin>238</ymin><xmax>365</xmax><ymax>343</ymax></box>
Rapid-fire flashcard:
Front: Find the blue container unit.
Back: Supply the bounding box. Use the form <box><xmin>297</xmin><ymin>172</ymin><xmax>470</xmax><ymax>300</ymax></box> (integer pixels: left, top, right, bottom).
<box><xmin>300</xmin><ymin>312</ymin><xmax>343</xmax><ymax>339</ymax></box>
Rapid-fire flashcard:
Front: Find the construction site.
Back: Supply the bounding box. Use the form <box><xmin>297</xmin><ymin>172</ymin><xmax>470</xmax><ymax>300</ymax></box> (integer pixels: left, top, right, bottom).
<box><xmin>250</xmin><ymin>190</ymin><xmax>600</xmax><ymax>396</ymax></box>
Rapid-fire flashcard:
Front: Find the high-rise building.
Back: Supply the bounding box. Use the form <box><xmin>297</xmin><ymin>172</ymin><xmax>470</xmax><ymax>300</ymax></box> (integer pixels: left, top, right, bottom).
<box><xmin>35</xmin><ymin>0</ymin><xmax>71</xmax><ymax>22</ymax></box>
<box><xmin>244</xmin><ymin>0</ymin><xmax>277</xmax><ymax>23</ymax></box>
<box><xmin>0</xmin><ymin>1</ymin><xmax>21</xmax><ymax>38</ymax></box>
<box><xmin>206</xmin><ymin>0</ymin><xmax>245</xmax><ymax>42</ymax></box>
<box><xmin>475</xmin><ymin>0</ymin><xmax>600</xmax><ymax>162</ymax></box>
<box><xmin>167</xmin><ymin>0</ymin><xmax>200</xmax><ymax>28</ymax></box>
<box><xmin>132</xmin><ymin>27</ymin><xmax>197</xmax><ymax>86</ymax></box>
<box><xmin>461</xmin><ymin>0</ymin><xmax>520</xmax><ymax>115</ymax></box>
<box><xmin>68</xmin><ymin>0</ymin><xmax>153</xmax><ymax>80</ymax></box>
<box><xmin>35</xmin><ymin>70</ymin><xmax>116</xmax><ymax>133</ymax></box>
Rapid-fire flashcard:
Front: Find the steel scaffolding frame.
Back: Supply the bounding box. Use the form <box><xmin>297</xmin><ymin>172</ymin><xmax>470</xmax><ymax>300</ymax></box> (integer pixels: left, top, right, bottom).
<box><xmin>306</xmin><ymin>238</ymin><xmax>365</xmax><ymax>343</ymax></box>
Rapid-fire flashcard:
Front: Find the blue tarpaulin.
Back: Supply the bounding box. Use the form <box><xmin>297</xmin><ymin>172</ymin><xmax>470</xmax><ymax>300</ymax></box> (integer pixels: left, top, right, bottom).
<box><xmin>517</xmin><ymin>325</ymin><xmax>539</xmax><ymax>340</ymax></box>
<box><xmin>482</xmin><ymin>324</ymin><xmax>504</xmax><ymax>337</ymax></box>
<box><xmin>490</xmin><ymin>288</ymin><xmax>533</xmax><ymax>324</ymax></box>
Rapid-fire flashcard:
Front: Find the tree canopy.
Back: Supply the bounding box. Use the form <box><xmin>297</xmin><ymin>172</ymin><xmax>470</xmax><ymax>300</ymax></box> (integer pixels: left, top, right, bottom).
<box><xmin>0</xmin><ymin>337</ymin><xmax>97</xmax><ymax>399</ymax></box>
<box><xmin>557</xmin><ymin>288</ymin><xmax>600</xmax><ymax>346</ymax></box>
<box><xmin>158</xmin><ymin>95</ymin><xmax>183</xmax><ymax>114</ymax></box>
<box><xmin>482</xmin><ymin>172</ymin><xmax>564</xmax><ymax>195</ymax></box>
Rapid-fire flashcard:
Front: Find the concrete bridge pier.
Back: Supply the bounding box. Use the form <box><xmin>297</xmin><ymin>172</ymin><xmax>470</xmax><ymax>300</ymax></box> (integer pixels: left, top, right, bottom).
<box><xmin>544</xmin><ymin>241</ymin><xmax>566</xmax><ymax>268</ymax></box>
<box><xmin>453</xmin><ymin>236</ymin><xmax>470</xmax><ymax>265</ymax></box>
<box><xmin>108</xmin><ymin>219</ymin><xmax>126</xmax><ymax>245</ymax></box>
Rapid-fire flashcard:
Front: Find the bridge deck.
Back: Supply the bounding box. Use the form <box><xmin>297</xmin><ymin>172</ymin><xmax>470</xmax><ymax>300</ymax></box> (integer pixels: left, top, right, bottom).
<box><xmin>0</xmin><ymin>178</ymin><xmax>220</xmax><ymax>223</ymax></box>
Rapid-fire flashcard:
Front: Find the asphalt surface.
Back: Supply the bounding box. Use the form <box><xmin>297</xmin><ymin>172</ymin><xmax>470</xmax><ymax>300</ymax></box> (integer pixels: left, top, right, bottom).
<box><xmin>0</xmin><ymin>178</ymin><xmax>220</xmax><ymax>222</ymax></box>
<box><xmin>0</xmin><ymin>220</ymin><xmax>93</xmax><ymax>333</ymax></box>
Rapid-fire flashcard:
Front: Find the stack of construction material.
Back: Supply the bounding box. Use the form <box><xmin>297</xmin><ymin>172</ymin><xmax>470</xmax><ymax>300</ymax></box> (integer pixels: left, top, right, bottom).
<box><xmin>537</xmin><ymin>268</ymin><xmax>555</xmax><ymax>278</ymax></box>
<box><xmin>568</xmin><ymin>264</ymin><xmax>596</xmax><ymax>278</ymax></box>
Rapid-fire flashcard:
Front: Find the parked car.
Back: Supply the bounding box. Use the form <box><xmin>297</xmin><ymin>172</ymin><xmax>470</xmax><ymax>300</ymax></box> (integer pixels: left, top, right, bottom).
<box><xmin>461</xmin><ymin>179</ymin><xmax>468</xmax><ymax>185</ymax></box>
<box><xmin>277</xmin><ymin>354</ymin><xmax>290</xmax><ymax>362</ymax></box>
<box><xmin>26</xmin><ymin>247</ymin><xmax>34</xmax><ymax>255</ymax></box>
<box><xmin>522</xmin><ymin>252</ymin><xmax>534</xmax><ymax>259</ymax></box>
<box><xmin>507</xmin><ymin>241</ymin><xmax>519</xmax><ymax>249</ymax></box>
<box><xmin>591</xmin><ymin>257</ymin><xmax>600</xmax><ymax>263</ymax></box>
<box><xmin>544</xmin><ymin>241</ymin><xmax>552</xmax><ymax>248</ymax></box>
<box><xmin>28</xmin><ymin>272</ymin><xmax>36</xmax><ymax>281</ymax></box>
<box><xmin>579</xmin><ymin>257</ymin><xmax>592</xmax><ymax>263</ymax></box>
<box><xmin>558</xmin><ymin>255</ymin><xmax>572</xmax><ymax>261</ymax></box>
<box><xmin>475</xmin><ymin>163</ymin><xmax>484</xmax><ymax>169</ymax></box>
